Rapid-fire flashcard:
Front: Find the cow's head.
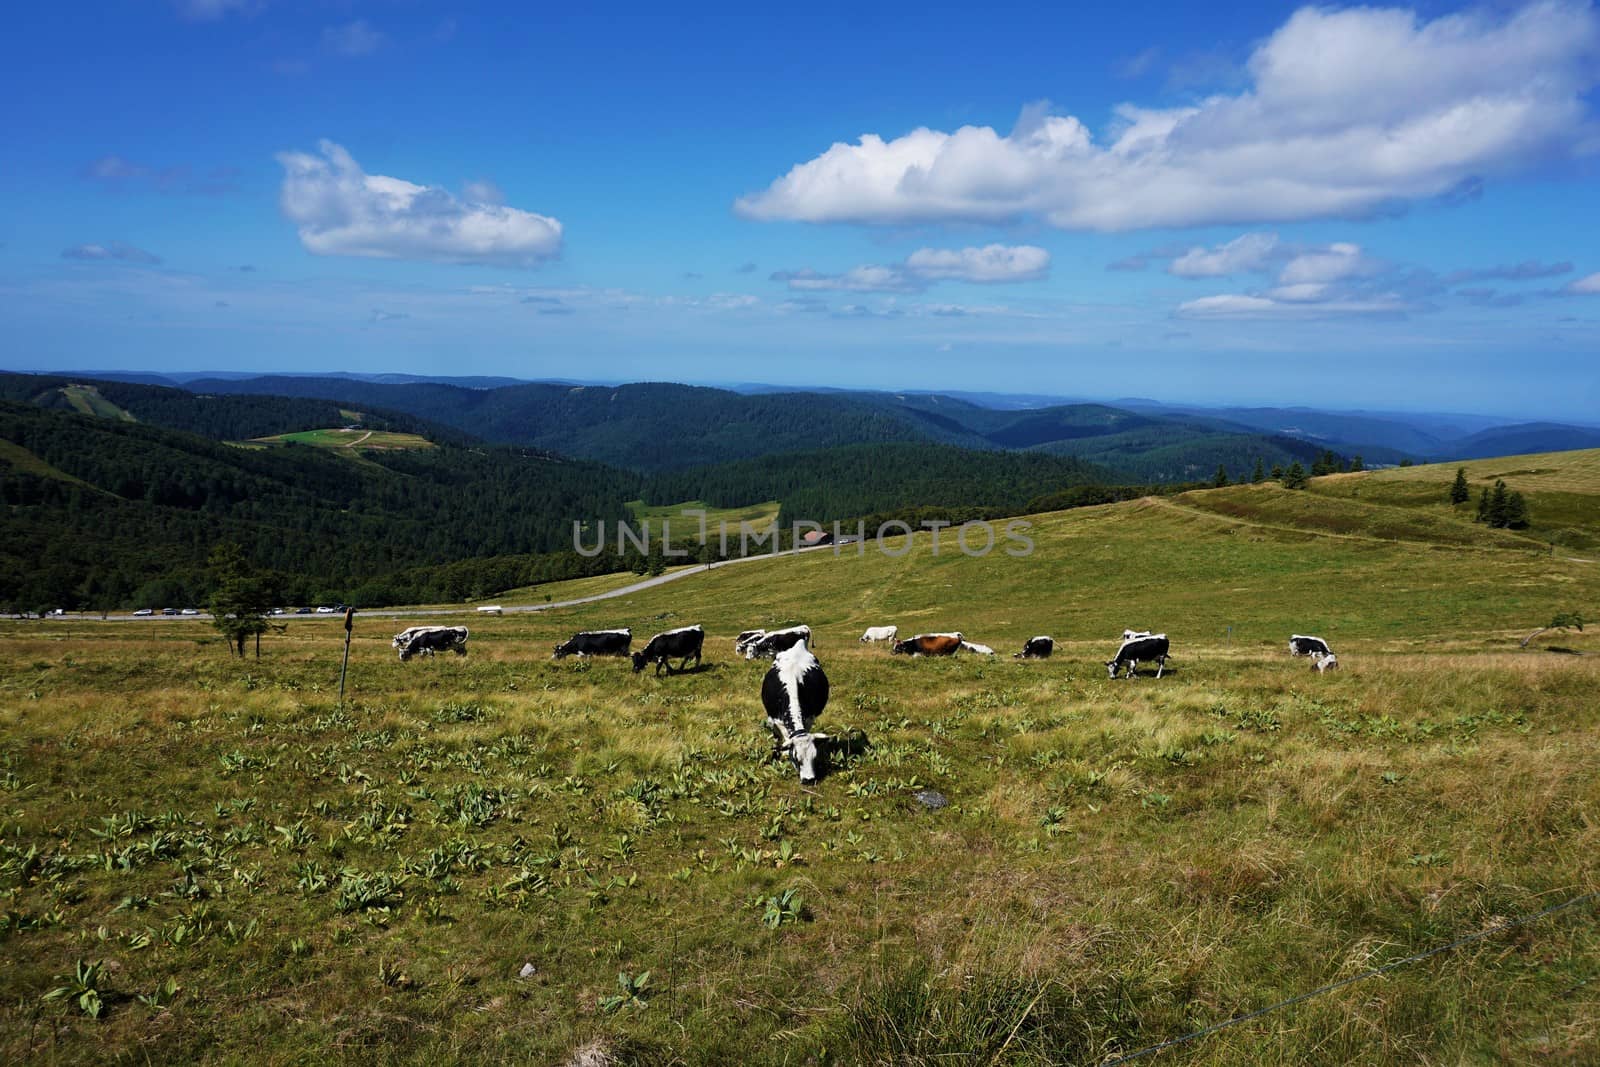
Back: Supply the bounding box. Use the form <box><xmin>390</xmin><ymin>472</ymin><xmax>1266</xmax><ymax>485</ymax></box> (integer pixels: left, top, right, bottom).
<box><xmin>552</xmin><ymin>644</ymin><xmax>568</xmax><ymax>659</ymax></box>
<box><xmin>890</xmin><ymin>640</ymin><xmax>910</xmax><ymax>655</ymax></box>
<box><xmin>630</xmin><ymin>651</ymin><xmax>649</xmax><ymax>673</ymax></box>
<box><xmin>1104</xmin><ymin>659</ymin><xmax>1120</xmax><ymax>678</ymax></box>
<box><xmin>783</xmin><ymin>731</ymin><xmax>829</xmax><ymax>784</ymax></box>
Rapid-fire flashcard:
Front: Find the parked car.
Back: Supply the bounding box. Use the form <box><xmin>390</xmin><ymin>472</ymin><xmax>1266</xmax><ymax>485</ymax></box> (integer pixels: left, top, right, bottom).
<box><xmin>133</xmin><ymin>608</ymin><xmax>154</xmax><ymax>617</ymax></box>
<box><xmin>295</xmin><ymin>607</ymin><xmax>312</xmax><ymax>615</ymax></box>
<box><xmin>181</xmin><ymin>608</ymin><xmax>200</xmax><ymax>616</ymax></box>
<box><xmin>161</xmin><ymin>607</ymin><xmax>179</xmax><ymax>616</ymax></box>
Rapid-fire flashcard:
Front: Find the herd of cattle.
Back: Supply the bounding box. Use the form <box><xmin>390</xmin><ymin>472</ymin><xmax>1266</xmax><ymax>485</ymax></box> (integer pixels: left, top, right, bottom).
<box><xmin>389</xmin><ymin>620</ymin><xmax>1339</xmax><ymax>781</ymax></box>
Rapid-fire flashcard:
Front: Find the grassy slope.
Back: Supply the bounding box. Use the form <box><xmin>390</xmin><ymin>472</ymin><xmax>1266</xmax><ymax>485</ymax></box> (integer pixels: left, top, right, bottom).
<box><xmin>1306</xmin><ymin>448</ymin><xmax>1600</xmax><ymax>552</ymax></box>
<box><xmin>625</xmin><ymin>499</ymin><xmax>781</xmax><ymax>541</ymax></box>
<box><xmin>251</xmin><ymin>428</ymin><xmax>436</xmax><ymax>451</ymax></box>
<box><xmin>2</xmin><ymin>458</ymin><xmax>1598</xmax><ymax>1064</ymax></box>
<box><xmin>60</xmin><ymin>384</ymin><xmax>137</xmax><ymax>421</ymax></box>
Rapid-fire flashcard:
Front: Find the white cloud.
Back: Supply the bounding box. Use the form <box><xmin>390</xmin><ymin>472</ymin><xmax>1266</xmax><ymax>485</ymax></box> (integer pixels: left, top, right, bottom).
<box><xmin>1169</xmin><ymin>232</ymin><xmax>1278</xmax><ymax>277</ymax></box>
<box><xmin>323</xmin><ymin>20</ymin><xmax>386</xmax><ymax>57</ymax></box>
<box><xmin>275</xmin><ymin>140</ymin><xmax>563</xmax><ymax>268</ymax></box>
<box><xmin>1570</xmin><ymin>272</ymin><xmax>1600</xmax><ymax>294</ymax></box>
<box><xmin>1277</xmin><ymin>243</ymin><xmax>1379</xmax><ymax>284</ymax></box>
<box><xmin>774</xmin><ymin>244</ymin><xmax>1049</xmax><ymax>293</ymax></box>
<box><xmin>1177</xmin><ymin>291</ymin><xmax>1410</xmax><ymax>318</ymax></box>
<box><xmin>737</xmin><ymin>3</ymin><xmax>1600</xmax><ymax>231</ymax></box>
<box><xmin>903</xmin><ymin>243</ymin><xmax>1050</xmax><ymax>282</ymax></box>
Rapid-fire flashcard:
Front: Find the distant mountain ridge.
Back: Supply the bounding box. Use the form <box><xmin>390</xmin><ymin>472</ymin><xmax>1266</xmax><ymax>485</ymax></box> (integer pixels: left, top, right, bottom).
<box><xmin>176</xmin><ymin>374</ymin><xmax>1354</xmax><ymax>480</ymax></box>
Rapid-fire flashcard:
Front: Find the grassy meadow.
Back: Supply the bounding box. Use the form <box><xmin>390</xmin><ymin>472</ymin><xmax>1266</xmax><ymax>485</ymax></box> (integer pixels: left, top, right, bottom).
<box><xmin>3</xmin><ymin>460</ymin><xmax>1599</xmax><ymax>1064</ymax></box>
<box><xmin>249</xmin><ymin>428</ymin><xmax>436</xmax><ymax>452</ymax></box>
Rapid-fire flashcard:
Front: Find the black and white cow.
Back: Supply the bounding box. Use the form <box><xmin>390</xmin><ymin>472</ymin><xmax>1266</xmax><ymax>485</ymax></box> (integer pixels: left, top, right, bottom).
<box><xmin>1122</xmin><ymin>629</ymin><xmax>1153</xmax><ymax>642</ymax></box>
<box><xmin>745</xmin><ymin>625</ymin><xmax>813</xmax><ymax>660</ymax></box>
<box><xmin>1312</xmin><ymin>652</ymin><xmax>1339</xmax><ymax>673</ymax></box>
<box><xmin>1289</xmin><ymin>634</ymin><xmax>1332</xmax><ymax>658</ymax></box>
<box><xmin>1106</xmin><ymin>632</ymin><xmax>1170</xmax><ymax>679</ymax></box>
<box><xmin>632</xmin><ymin>624</ymin><xmax>705</xmax><ymax>675</ymax></box>
<box><xmin>735</xmin><ymin>629</ymin><xmax>766</xmax><ymax>656</ymax></box>
<box><xmin>553</xmin><ymin>628</ymin><xmax>631</xmax><ymax>659</ymax></box>
<box><xmin>761</xmin><ymin>641</ymin><xmax>830</xmax><ymax>783</ymax></box>
<box><xmin>891</xmin><ymin>632</ymin><xmax>963</xmax><ymax>657</ymax></box>
<box><xmin>393</xmin><ymin>625</ymin><xmax>469</xmax><ymax>661</ymax></box>
<box><xmin>1014</xmin><ymin>635</ymin><xmax>1054</xmax><ymax>659</ymax></box>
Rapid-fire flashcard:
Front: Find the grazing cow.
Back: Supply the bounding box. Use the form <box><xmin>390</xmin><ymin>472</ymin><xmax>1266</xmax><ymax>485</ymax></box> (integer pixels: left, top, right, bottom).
<box><xmin>745</xmin><ymin>625</ymin><xmax>813</xmax><ymax>660</ymax></box>
<box><xmin>959</xmin><ymin>641</ymin><xmax>996</xmax><ymax>655</ymax></box>
<box><xmin>761</xmin><ymin>641</ymin><xmax>831</xmax><ymax>783</ymax></box>
<box><xmin>1014</xmin><ymin>635</ymin><xmax>1054</xmax><ymax>659</ymax></box>
<box><xmin>859</xmin><ymin>625</ymin><xmax>898</xmax><ymax>644</ymax></box>
<box><xmin>891</xmin><ymin>632</ymin><xmax>963</xmax><ymax>657</ymax></box>
<box><xmin>1106</xmin><ymin>633</ymin><xmax>1170</xmax><ymax>679</ymax></box>
<box><xmin>1313</xmin><ymin>652</ymin><xmax>1340</xmax><ymax>673</ymax></box>
<box><xmin>553</xmin><ymin>628</ymin><xmax>631</xmax><ymax>659</ymax></box>
<box><xmin>393</xmin><ymin>625</ymin><xmax>469</xmax><ymax>661</ymax></box>
<box><xmin>632</xmin><ymin>624</ymin><xmax>705</xmax><ymax>675</ymax></box>
<box><xmin>735</xmin><ymin>629</ymin><xmax>766</xmax><ymax>656</ymax></box>
<box><xmin>1289</xmin><ymin>634</ymin><xmax>1333</xmax><ymax>658</ymax></box>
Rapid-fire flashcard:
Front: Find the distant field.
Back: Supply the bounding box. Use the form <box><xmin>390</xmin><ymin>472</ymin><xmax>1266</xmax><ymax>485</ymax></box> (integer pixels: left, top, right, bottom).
<box><xmin>3</xmin><ymin>466</ymin><xmax>1597</xmax><ymax>1064</ymax></box>
<box><xmin>626</xmin><ymin>498</ymin><xmax>782</xmax><ymax>542</ymax></box>
<box><xmin>249</xmin><ymin>427</ymin><xmax>435</xmax><ymax>451</ymax></box>
<box><xmin>60</xmin><ymin>383</ymin><xmax>136</xmax><ymax>421</ymax></box>
<box><xmin>490</xmin><ymin>566</ymin><xmax>699</xmax><ymax>608</ymax></box>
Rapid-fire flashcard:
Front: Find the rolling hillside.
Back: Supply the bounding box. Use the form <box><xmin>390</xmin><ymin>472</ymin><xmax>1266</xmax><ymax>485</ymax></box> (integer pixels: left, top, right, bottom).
<box><xmin>3</xmin><ymin>446</ymin><xmax>1596</xmax><ymax>1064</ymax></box>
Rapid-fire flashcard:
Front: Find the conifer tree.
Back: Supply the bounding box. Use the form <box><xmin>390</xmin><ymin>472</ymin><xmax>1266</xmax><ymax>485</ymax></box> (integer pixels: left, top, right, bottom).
<box><xmin>1252</xmin><ymin>457</ymin><xmax>1266</xmax><ymax>483</ymax></box>
<box><xmin>1283</xmin><ymin>462</ymin><xmax>1309</xmax><ymax>489</ymax></box>
<box><xmin>1450</xmin><ymin>467</ymin><xmax>1470</xmax><ymax>505</ymax></box>
<box><xmin>1213</xmin><ymin>464</ymin><xmax>1229</xmax><ymax>487</ymax></box>
<box><xmin>1488</xmin><ymin>480</ymin><xmax>1511</xmax><ymax>527</ymax></box>
<box><xmin>1476</xmin><ymin>487</ymin><xmax>1490</xmax><ymax>522</ymax></box>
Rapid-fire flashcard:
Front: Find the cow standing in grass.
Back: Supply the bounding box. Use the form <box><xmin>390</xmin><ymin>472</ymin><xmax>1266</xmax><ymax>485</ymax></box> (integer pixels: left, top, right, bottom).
<box><xmin>745</xmin><ymin>625</ymin><xmax>813</xmax><ymax>660</ymax></box>
<box><xmin>393</xmin><ymin>625</ymin><xmax>469</xmax><ymax>661</ymax></box>
<box><xmin>553</xmin><ymin>629</ymin><xmax>631</xmax><ymax>659</ymax></box>
<box><xmin>1106</xmin><ymin>633</ymin><xmax>1169</xmax><ymax>679</ymax></box>
<box><xmin>632</xmin><ymin>625</ymin><xmax>705</xmax><ymax>675</ymax></box>
<box><xmin>762</xmin><ymin>641</ymin><xmax>830</xmax><ymax>784</ymax></box>
<box><xmin>860</xmin><ymin>625</ymin><xmax>898</xmax><ymax>643</ymax></box>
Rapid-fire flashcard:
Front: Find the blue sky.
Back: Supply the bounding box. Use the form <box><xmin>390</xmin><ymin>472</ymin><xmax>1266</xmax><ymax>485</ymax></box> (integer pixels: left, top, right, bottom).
<box><xmin>3</xmin><ymin>1</ymin><xmax>1599</xmax><ymax>418</ymax></box>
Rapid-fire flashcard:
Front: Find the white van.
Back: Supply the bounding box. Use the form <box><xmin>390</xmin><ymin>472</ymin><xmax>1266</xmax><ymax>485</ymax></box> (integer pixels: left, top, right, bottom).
<box><xmin>477</xmin><ymin>605</ymin><xmax>504</xmax><ymax>615</ymax></box>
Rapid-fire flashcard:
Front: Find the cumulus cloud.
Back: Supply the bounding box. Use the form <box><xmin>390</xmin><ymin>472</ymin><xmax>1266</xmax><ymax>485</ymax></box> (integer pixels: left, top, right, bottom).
<box><xmin>61</xmin><ymin>242</ymin><xmax>162</xmax><ymax>264</ymax></box>
<box><xmin>1277</xmin><ymin>243</ymin><xmax>1380</xmax><ymax>284</ymax></box>
<box><xmin>737</xmin><ymin>3</ymin><xmax>1600</xmax><ymax>231</ymax></box>
<box><xmin>1569</xmin><ymin>272</ymin><xmax>1600</xmax><ymax>294</ymax></box>
<box><xmin>276</xmin><ymin>140</ymin><xmax>563</xmax><ymax>267</ymax></box>
<box><xmin>1174</xmin><ymin>239</ymin><xmax>1412</xmax><ymax>317</ymax></box>
<box><xmin>773</xmin><ymin>244</ymin><xmax>1049</xmax><ymax>293</ymax></box>
<box><xmin>323</xmin><ymin>20</ymin><xmax>385</xmax><ymax>57</ymax></box>
<box><xmin>1169</xmin><ymin>232</ymin><xmax>1279</xmax><ymax>277</ymax></box>
<box><xmin>1444</xmin><ymin>260</ymin><xmax>1573</xmax><ymax>283</ymax></box>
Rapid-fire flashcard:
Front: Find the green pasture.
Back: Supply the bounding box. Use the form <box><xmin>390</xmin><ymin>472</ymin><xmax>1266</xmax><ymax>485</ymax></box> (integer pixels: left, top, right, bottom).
<box><xmin>2</xmin><ymin>466</ymin><xmax>1597</xmax><ymax>1064</ymax></box>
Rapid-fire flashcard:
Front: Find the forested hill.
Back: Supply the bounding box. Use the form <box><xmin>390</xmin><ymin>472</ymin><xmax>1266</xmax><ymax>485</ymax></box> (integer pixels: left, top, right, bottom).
<box><xmin>182</xmin><ymin>374</ymin><xmax>1350</xmax><ymax>480</ymax></box>
<box><xmin>182</xmin><ymin>376</ymin><xmax>932</xmax><ymax>470</ymax></box>
<box><xmin>641</xmin><ymin>443</ymin><xmax>1113</xmax><ymax>527</ymax></box>
<box><xmin>0</xmin><ymin>372</ymin><xmax>477</xmax><ymax>446</ymax></box>
<box><xmin>0</xmin><ymin>401</ymin><xmax>639</xmax><ymax>610</ymax></box>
